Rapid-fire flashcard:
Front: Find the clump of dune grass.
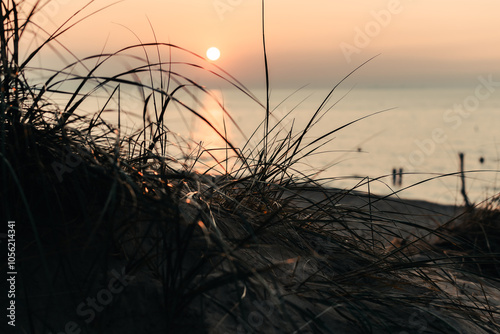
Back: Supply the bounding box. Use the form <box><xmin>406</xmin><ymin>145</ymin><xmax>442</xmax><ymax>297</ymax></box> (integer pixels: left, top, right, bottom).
<box><xmin>429</xmin><ymin>195</ymin><xmax>500</xmax><ymax>277</ymax></box>
<box><xmin>2</xmin><ymin>1</ymin><xmax>500</xmax><ymax>333</ymax></box>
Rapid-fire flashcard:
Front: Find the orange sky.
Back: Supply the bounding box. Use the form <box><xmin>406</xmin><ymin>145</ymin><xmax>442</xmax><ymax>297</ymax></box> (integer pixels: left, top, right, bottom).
<box><xmin>28</xmin><ymin>0</ymin><xmax>500</xmax><ymax>88</ymax></box>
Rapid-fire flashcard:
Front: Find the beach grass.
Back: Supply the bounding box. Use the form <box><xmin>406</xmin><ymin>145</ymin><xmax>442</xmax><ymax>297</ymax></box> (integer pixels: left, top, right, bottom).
<box><xmin>1</xmin><ymin>1</ymin><xmax>500</xmax><ymax>333</ymax></box>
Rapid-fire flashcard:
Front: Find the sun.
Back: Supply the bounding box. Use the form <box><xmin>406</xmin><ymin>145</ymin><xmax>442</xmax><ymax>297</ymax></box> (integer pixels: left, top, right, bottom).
<box><xmin>206</xmin><ymin>47</ymin><xmax>221</xmax><ymax>61</ymax></box>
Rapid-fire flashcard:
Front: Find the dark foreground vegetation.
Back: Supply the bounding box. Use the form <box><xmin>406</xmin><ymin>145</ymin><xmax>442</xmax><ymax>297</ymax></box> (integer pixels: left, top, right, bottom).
<box><xmin>1</xmin><ymin>1</ymin><xmax>499</xmax><ymax>333</ymax></box>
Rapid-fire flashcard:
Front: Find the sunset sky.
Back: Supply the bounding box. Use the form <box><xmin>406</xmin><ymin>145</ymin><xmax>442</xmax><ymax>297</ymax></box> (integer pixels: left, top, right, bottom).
<box><xmin>30</xmin><ymin>0</ymin><xmax>500</xmax><ymax>88</ymax></box>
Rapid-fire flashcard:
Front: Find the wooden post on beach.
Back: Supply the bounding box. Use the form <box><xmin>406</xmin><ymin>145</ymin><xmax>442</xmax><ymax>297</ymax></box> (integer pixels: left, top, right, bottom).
<box><xmin>459</xmin><ymin>153</ymin><xmax>472</xmax><ymax>208</ymax></box>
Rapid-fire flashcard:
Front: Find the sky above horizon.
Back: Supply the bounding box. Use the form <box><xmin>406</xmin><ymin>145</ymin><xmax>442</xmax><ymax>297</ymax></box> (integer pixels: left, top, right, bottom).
<box><xmin>27</xmin><ymin>0</ymin><xmax>500</xmax><ymax>89</ymax></box>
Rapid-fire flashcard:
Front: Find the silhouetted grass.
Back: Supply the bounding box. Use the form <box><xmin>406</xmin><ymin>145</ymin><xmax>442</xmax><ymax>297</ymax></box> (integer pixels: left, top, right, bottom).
<box><xmin>1</xmin><ymin>1</ymin><xmax>499</xmax><ymax>333</ymax></box>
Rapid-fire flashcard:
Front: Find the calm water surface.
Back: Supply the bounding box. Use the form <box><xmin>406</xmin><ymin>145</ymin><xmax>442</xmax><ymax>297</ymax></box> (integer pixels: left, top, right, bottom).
<box><xmin>102</xmin><ymin>85</ymin><xmax>500</xmax><ymax>205</ymax></box>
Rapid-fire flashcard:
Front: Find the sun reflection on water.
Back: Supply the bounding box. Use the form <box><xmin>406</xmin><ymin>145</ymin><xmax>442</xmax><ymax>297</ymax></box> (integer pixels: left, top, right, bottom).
<box><xmin>190</xmin><ymin>91</ymin><xmax>234</xmax><ymax>174</ymax></box>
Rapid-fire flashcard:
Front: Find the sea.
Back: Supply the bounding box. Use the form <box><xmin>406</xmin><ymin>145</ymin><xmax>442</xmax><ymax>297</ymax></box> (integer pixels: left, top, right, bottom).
<box><xmin>80</xmin><ymin>84</ymin><xmax>500</xmax><ymax>206</ymax></box>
